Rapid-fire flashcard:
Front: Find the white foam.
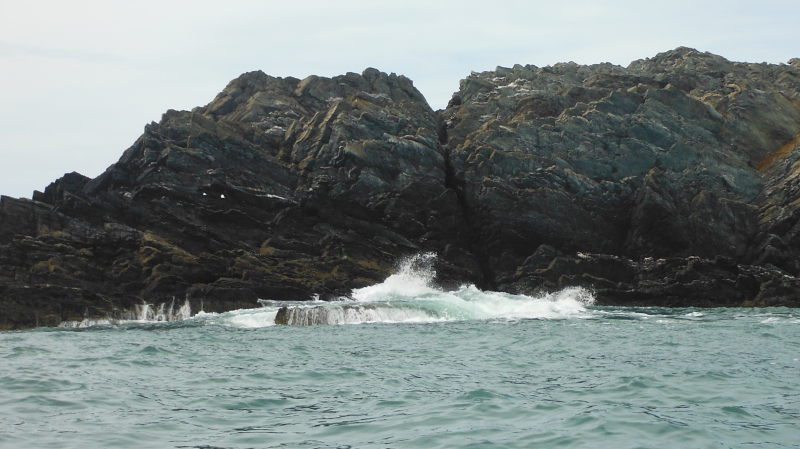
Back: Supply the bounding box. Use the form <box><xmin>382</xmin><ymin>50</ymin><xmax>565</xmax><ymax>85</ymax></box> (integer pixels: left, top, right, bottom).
<box><xmin>134</xmin><ymin>299</ymin><xmax>191</xmax><ymax>322</ymax></box>
<box><xmin>222</xmin><ymin>309</ymin><xmax>279</xmax><ymax>328</ymax></box>
<box><xmin>417</xmin><ymin>285</ymin><xmax>592</xmax><ymax>321</ymax></box>
<box><xmin>279</xmin><ymin>253</ymin><xmax>595</xmax><ymax>325</ymax></box>
<box><xmin>58</xmin><ymin>319</ymin><xmax>112</xmax><ymax>328</ymax></box>
<box><xmin>58</xmin><ymin>300</ymin><xmax>193</xmax><ymax>328</ymax></box>
<box><xmin>56</xmin><ymin>254</ymin><xmax>597</xmax><ymax>329</ymax></box>
<box><xmin>352</xmin><ymin>252</ymin><xmax>438</xmax><ymax>301</ymax></box>
<box><xmin>276</xmin><ymin>285</ymin><xmax>593</xmax><ymax>326</ymax></box>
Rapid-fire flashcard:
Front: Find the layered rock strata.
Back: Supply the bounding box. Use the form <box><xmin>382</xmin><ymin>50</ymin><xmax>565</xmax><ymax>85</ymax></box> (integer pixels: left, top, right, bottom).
<box><xmin>3</xmin><ymin>48</ymin><xmax>800</xmax><ymax>329</ymax></box>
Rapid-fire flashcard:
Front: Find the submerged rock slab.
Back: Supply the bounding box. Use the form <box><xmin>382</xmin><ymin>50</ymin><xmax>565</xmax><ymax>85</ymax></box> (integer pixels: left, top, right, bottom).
<box><xmin>3</xmin><ymin>48</ymin><xmax>800</xmax><ymax>329</ymax></box>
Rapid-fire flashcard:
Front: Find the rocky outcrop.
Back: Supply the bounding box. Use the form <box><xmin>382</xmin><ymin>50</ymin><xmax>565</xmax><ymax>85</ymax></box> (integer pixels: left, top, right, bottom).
<box><xmin>497</xmin><ymin>245</ymin><xmax>800</xmax><ymax>308</ymax></box>
<box><xmin>3</xmin><ymin>48</ymin><xmax>800</xmax><ymax>329</ymax></box>
<box><xmin>442</xmin><ymin>47</ymin><xmax>800</xmax><ymax>281</ymax></box>
<box><xmin>0</xmin><ymin>69</ymin><xmax>481</xmax><ymax>329</ymax></box>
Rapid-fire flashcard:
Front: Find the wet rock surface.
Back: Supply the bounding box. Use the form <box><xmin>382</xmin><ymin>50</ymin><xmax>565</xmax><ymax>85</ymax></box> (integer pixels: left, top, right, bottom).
<box><xmin>3</xmin><ymin>48</ymin><xmax>800</xmax><ymax>328</ymax></box>
<box><xmin>497</xmin><ymin>246</ymin><xmax>800</xmax><ymax>308</ymax></box>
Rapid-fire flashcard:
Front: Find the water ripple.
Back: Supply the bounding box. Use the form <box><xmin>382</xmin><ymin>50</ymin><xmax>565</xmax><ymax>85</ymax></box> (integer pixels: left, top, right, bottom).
<box><xmin>2</xmin><ymin>307</ymin><xmax>800</xmax><ymax>448</ymax></box>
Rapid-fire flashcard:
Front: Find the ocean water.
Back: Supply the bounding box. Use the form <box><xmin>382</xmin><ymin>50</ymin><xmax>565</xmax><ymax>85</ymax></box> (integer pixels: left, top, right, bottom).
<box><xmin>2</xmin><ymin>256</ymin><xmax>800</xmax><ymax>448</ymax></box>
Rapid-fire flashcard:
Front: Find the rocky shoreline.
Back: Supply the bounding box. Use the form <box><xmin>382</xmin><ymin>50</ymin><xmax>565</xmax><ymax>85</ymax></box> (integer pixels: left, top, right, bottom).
<box><xmin>3</xmin><ymin>47</ymin><xmax>800</xmax><ymax>329</ymax></box>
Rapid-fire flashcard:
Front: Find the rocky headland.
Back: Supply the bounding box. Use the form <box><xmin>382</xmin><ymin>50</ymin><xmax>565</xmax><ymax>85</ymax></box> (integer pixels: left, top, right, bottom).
<box><xmin>3</xmin><ymin>47</ymin><xmax>800</xmax><ymax>329</ymax></box>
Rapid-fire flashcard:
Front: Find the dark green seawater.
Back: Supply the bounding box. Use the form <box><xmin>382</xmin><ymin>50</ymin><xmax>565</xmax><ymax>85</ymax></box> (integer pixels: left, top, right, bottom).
<box><xmin>1</xmin><ymin>302</ymin><xmax>799</xmax><ymax>448</ymax></box>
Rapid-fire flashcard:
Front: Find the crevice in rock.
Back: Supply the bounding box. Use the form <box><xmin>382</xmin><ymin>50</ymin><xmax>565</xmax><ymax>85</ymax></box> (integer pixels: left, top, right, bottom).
<box><xmin>441</xmin><ymin>141</ymin><xmax>496</xmax><ymax>290</ymax></box>
<box><xmin>437</xmin><ymin>117</ymin><xmax>448</xmax><ymax>145</ymax></box>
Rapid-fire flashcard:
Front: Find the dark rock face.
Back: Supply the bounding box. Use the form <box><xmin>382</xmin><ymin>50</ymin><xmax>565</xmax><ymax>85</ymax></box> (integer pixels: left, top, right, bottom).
<box><xmin>442</xmin><ymin>47</ymin><xmax>800</xmax><ymax>280</ymax></box>
<box><xmin>497</xmin><ymin>246</ymin><xmax>800</xmax><ymax>308</ymax></box>
<box><xmin>0</xmin><ymin>69</ymin><xmax>481</xmax><ymax>329</ymax></box>
<box><xmin>3</xmin><ymin>48</ymin><xmax>800</xmax><ymax>329</ymax></box>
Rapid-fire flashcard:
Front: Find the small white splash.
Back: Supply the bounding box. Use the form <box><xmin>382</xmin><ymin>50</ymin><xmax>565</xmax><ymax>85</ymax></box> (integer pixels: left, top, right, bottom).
<box><xmin>352</xmin><ymin>252</ymin><xmax>438</xmax><ymax>302</ymax></box>
<box><xmin>222</xmin><ymin>308</ymin><xmax>279</xmax><ymax>328</ymax></box>
<box><xmin>174</xmin><ymin>300</ymin><xmax>192</xmax><ymax>321</ymax></box>
<box><xmin>136</xmin><ymin>303</ymin><xmax>152</xmax><ymax>321</ymax></box>
<box><xmin>135</xmin><ymin>299</ymin><xmax>191</xmax><ymax>322</ymax></box>
<box><xmin>60</xmin><ymin>300</ymin><xmax>194</xmax><ymax>328</ymax></box>
<box><xmin>685</xmin><ymin>312</ymin><xmax>704</xmax><ymax>317</ymax></box>
<box><xmin>58</xmin><ymin>319</ymin><xmax>112</xmax><ymax>328</ymax></box>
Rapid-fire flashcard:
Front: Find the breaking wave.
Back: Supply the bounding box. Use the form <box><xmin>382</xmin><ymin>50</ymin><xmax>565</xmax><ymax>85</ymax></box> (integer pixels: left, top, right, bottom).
<box><xmin>223</xmin><ymin>253</ymin><xmax>594</xmax><ymax>327</ymax></box>
<box><xmin>58</xmin><ymin>254</ymin><xmax>595</xmax><ymax>328</ymax></box>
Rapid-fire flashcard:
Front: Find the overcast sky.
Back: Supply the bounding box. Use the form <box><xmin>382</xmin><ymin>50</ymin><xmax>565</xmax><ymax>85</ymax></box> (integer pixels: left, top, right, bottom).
<box><xmin>1</xmin><ymin>0</ymin><xmax>799</xmax><ymax>199</ymax></box>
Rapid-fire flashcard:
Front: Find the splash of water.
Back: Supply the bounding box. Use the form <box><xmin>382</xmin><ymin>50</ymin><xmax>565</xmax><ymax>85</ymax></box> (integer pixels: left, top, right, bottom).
<box><xmin>270</xmin><ymin>285</ymin><xmax>593</xmax><ymax>326</ymax></box>
<box><xmin>58</xmin><ymin>318</ymin><xmax>113</xmax><ymax>328</ymax></box>
<box><xmin>59</xmin><ymin>299</ymin><xmax>192</xmax><ymax>327</ymax></box>
<box><xmin>134</xmin><ymin>299</ymin><xmax>192</xmax><ymax>322</ymax></box>
<box><xmin>268</xmin><ymin>253</ymin><xmax>595</xmax><ymax>326</ymax></box>
<box><xmin>352</xmin><ymin>252</ymin><xmax>438</xmax><ymax>302</ymax></box>
<box><xmin>59</xmin><ymin>254</ymin><xmax>596</xmax><ymax>329</ymax></box>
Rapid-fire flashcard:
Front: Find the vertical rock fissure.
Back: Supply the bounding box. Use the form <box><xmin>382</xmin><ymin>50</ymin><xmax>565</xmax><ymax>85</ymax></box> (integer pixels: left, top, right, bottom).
<box><xmin>441</xmin><ymin>143</ymin><xmax>496</xmax><ymax>290</ymax></box>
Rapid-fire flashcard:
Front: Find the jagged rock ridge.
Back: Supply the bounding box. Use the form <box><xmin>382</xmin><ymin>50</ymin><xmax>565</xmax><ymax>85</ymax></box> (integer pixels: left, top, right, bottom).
<box><xmin>2</xmin><ymin>47</ymin><xmax>800</xmax><ymax>329</ymax></box>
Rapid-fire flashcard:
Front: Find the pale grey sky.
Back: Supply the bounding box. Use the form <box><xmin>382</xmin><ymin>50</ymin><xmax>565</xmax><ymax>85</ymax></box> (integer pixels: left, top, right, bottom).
<box><xmin>1</xmin><ymin>0</ymin><xmax>798</xmax><ymax>198</ymax></box>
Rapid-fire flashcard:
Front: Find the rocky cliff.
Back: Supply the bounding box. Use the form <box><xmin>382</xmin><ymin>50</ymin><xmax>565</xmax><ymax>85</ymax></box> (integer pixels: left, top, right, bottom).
<box><xmin>3</xmin><ymin>48</ymin><xmax>800</xmax><ymax>329</ymax></box>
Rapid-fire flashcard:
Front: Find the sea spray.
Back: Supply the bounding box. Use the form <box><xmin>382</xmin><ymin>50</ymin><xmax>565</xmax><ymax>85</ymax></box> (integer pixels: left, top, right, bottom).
<box><xmin>271</xmin><ymin>285</ymin><xmax>594</xmax><ymax>326</ymax></box>
<box><xmin>58</xmin><ymin>299</ymin><xmax>193</xmax><ymax>327</ymax></box>
<box><xmin>136</xmin><ymin>303</ymin><xmax>153</xmax><ymax>321</ymax></box>
<box><xmin>271</xmin><ymin>253</ymin><xmax>594</xmax><ymax>326</ymax></box>
<box><xmin>135</xmin><ymin>299</ymin><xmax>192</xmax><ymax>322</ymax></box>
<box><xmin>351</xmin><ymin>252</ymin><xmax>438</xmax><ymax>302</ymax></box>
<box><xmin>58</xmin><ymin>318</ymin><xmax>113</xmax><ymax>328</ymax></box>
<box><xmin>58</xmin><ymin>254</ymin><xmax>595</xmax><ymax>328</ymax></box>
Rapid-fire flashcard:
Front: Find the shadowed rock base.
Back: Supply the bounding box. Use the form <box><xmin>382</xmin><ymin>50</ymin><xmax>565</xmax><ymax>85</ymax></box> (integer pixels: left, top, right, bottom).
<box><xmin>497</xmin><ymin>248</ymin><xmax>800</xmax><ymax>308</ymax></box>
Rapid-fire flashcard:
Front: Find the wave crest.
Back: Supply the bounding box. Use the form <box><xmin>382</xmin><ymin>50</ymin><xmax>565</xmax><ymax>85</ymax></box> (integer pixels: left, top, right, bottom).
<box><xmin>269</xmin><ymin>253</ymin><xmax>594</xmax><ymax>326</ymax></box>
